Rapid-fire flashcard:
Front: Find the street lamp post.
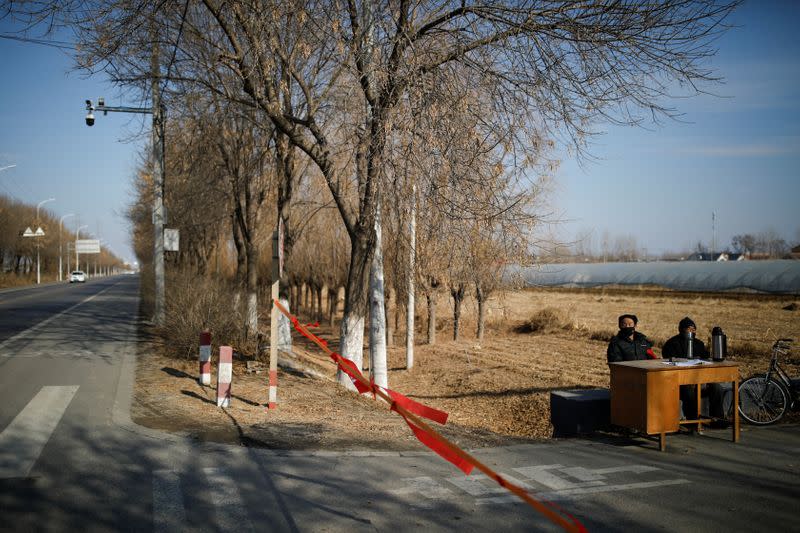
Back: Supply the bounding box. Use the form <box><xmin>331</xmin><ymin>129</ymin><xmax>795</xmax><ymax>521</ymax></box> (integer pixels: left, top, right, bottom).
<box><xmin>85</xmin><ymin>95</ymin><xmax>165</xmax><ymax>325</ymax></box>
<box><xmin>59</xmin><ymin>213</ymin><xmax>75</xmax><ymax>282</ymax></box>
<box><xmin>76</xmin><ymin>224</ymin><xmax>88</xmax><ymax>275</ymax></box>
<box><xmin>35</xmin><ymin>198</ymin><xmax>55</xmax><ymax>284</ymax></box>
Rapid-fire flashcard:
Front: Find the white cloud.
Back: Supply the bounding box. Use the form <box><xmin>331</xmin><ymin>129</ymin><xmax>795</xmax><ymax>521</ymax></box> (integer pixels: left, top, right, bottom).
<box><xmin>676</xmin><ymin>141</ymin><xmax>800</xmax><ymax>157</ymax></box>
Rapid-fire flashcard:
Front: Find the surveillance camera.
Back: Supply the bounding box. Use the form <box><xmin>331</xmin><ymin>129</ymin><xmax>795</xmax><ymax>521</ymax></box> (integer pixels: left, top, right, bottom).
<box><xmin>98</xmin><ymin>97</ymin><xmax>105</xmax><ymax>107</ymax></box>
<box><xmin>86</xmin><ymin>112</ymin><xmax>95</xmax><ymax>126</ymax></box>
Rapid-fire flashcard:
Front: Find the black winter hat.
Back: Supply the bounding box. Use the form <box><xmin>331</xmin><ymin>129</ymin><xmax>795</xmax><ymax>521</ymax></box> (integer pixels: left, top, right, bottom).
<box><xmin>618</xmin><ymin>314</ymin><xmax>638</xmax><ymax>326</ymax></box>
<box><xmin>679</xmin><ymin>316</ymin><xmax>696</xmax><ymax>331</ymax></box>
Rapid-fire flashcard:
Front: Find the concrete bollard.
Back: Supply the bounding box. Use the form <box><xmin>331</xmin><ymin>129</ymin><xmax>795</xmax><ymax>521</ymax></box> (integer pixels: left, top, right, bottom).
<box><xmin>217</xmin><ymin>346</ymin><xmax>233</xmax><ymax>407</ymax></box>
<box><xmin>199</xmin><ymin>331</ymin><xmax>212</xmax><ymax>385</ymax></box>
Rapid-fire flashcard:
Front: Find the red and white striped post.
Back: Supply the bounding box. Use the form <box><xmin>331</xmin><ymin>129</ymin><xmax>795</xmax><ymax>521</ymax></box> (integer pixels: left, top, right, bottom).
<box><xmin>199</xmin><ymin>330</ymin><xmax>212</xmax><ymax>385</ymax></box>
<box><xmin>217</xmin><ymin>346</ymin><xmax>233</xmax><ymax>407</ymax></box>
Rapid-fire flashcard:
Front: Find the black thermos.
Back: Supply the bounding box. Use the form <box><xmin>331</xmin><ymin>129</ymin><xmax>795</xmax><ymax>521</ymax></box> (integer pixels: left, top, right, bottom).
<box><xmin>712</xmin><ymin>326</ymin><xmax>727</xmax><ymax>361</ymax></box>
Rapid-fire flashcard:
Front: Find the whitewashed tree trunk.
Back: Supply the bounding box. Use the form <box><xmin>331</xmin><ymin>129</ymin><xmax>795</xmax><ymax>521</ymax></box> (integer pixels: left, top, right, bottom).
<box><xmin>337</xmin><ymin>314</ymin><xmax>365</xmax><ymax>390</ymax></box>
<box><xmin>368</xmin><ymin>203</ymin><xmax>388</xmax><ymax>389</ymax></box>
<box><xmin>233</xmin><ymin>291</ymin><xmax>242</xmax><ymax>315</ymax></box>
<box><xmin>406</xmin><ymin>182</ymin><xmax>416</xmax><ymax>369</ymax></box>
<box><xmin>277</xmin><ymin>295</ymin><xmax>292</xmax><ymax>353</ymax></box>
<box><xmin>247</xmin><ymin>291</ymin><xmax>258</xmax><ymax>336</ymax></box>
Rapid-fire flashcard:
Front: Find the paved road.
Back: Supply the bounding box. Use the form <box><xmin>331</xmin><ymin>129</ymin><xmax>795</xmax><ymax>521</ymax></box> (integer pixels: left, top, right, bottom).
<box><xmin>0</xmin><ymin>276</ymin><xmax>798</xmax><ymax>531</ymax></box>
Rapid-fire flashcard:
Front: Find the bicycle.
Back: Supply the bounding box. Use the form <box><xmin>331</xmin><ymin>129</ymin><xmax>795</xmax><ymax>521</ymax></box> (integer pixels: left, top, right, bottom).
<box><xmin>738</xmin><ymin>338</ymin><xmax>799</xmax><ymax>425</ymax></box>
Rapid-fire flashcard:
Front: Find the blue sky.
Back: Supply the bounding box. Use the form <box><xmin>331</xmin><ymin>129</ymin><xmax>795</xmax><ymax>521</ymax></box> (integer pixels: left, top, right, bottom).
<box><xmin>0</xmin><ymin>24</ymin><xmax>146</xmax><ymax>266</ymax></box>
<box><xmin>1</xmin><ymin>1</ymin><xmax>799</xmax><ymax>265</ymax></box>
<box><xmin>552</xmin><ymin>1</ymin><xmax>800</xmax><ymax>256</ymax></box>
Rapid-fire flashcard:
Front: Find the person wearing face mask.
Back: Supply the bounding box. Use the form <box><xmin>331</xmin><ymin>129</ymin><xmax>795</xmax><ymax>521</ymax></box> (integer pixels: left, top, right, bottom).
<box><xmin>606</xmin><ymin>314</ymin><xmax>656</xmax><ymax>363</ymax></box>
<box><xmin>662</xmin><ymin>316</ymin><xmax>729</xmax><ymax>426</ymax></box>
<box><xmin>662</xmin><ymin>316</ymin><xmax>708</xmax><ymax>360</ymax></box>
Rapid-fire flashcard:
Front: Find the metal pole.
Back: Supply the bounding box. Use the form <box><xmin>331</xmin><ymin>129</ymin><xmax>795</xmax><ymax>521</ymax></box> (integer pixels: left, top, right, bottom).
<box><xmin>76</xmin><ymin>224</ymin><xmax>87</xmax><ymax>275</ymax></box>
<box><xmin>59</xmin><ymin>214</ymin><xmax>74</xmax><ymax>282</ymax></box>
<box><xmin>151</xmin><ymin>34</ymin><xmax>166</xmax><ymax>326</ymax></box>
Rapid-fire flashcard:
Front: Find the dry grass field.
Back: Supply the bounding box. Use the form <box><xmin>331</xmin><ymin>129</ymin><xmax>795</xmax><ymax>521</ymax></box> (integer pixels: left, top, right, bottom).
<box><xmin>132</xmin><ymin>287</ymin><xmax>800</xmax><ymax>449</ymax></box>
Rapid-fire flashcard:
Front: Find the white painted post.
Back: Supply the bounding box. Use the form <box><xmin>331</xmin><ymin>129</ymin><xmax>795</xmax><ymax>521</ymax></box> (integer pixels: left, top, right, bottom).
<box><xmin>199</xmin><ymin>330</ymin><xmax>211</xmax><ymax>385</ymax></box>
<box><xmin>268</xmin><ymin>226</ymin><xmax>281</xmax><ymax>409</ymax></box>
<box><xmin>217</xmin><ymin>346</ymin><xmax>232</xmax><ymax>407</ymax></box>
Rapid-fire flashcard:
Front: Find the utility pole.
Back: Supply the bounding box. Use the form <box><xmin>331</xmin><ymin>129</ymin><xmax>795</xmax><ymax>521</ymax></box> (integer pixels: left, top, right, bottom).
<box><xmin>59</xmin><ymin>213</ymin><xmax>74</xmax><ymax>281</ymax></box>
<box><xmin>151</xmin><ymin>31</ymin><xmax>166</xmax><ymax>326</ymax></box>
<box><xmin>712</xmin><ymin>211</ymin><xmax>716</xmax><ymax>258</ymax></box>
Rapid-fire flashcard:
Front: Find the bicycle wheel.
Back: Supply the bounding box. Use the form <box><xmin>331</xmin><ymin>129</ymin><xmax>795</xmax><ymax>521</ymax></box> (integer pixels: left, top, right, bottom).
<box><xmin>738</xmin><ymin>376</ymin><xmax>789</xmax><ymax>425</ymax></box>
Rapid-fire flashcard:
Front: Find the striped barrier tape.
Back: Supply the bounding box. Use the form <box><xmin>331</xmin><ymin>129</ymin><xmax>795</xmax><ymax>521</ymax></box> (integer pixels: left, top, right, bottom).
<box><xmin>272</xmin><ymin>299</ymin><xmax>586</xmax><ymax>533</ymax></box>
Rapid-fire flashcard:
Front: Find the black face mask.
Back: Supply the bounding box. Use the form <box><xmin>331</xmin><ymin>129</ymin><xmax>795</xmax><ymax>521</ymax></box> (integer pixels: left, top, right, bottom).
<box><xmin>620</xmin><ymin>327</ymin><xmax>635</xmax><ymax>337</ymax></box>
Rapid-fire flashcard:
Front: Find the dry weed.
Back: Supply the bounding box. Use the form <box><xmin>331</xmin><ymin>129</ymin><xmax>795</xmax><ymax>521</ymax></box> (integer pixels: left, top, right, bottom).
<box><xmin>159</xmin><ymin>270</ymin><xmax>250</xmax><ymax>359</ymax></box>
<box><xmin>513</xmin><ymin>307</ymin><xmax>574</xmax><ymax>334</ymax></box>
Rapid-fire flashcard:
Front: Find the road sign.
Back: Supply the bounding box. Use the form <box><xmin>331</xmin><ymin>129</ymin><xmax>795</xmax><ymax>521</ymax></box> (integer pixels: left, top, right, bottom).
<box><xmin>22</xmin><ymin>227</ymin><xmax>45</xmax><ymax>237</ymax></box>
<box><xmin>76</xmin><ymin>239</ymin><xmax>100</xmax><ymax>254</ymax></box>
<box><xmin>164</xmin><ymin>228</ymin><xmax>179</xmax><ymax>252</ymax></box>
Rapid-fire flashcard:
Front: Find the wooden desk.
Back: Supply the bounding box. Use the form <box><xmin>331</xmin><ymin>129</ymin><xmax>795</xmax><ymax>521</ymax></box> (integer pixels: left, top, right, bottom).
<box><xmin>609</xmin><ymin>359</ymin><xmax>739</xmax><ymax>451</ymax></box>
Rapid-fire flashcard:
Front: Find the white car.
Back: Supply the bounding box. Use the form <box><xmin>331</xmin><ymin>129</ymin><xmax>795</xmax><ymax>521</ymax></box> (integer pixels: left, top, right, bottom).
<box><xmin>69</xmin><ymin>271</ymin><xmax>86</xmax><ymax>283</ymax></box>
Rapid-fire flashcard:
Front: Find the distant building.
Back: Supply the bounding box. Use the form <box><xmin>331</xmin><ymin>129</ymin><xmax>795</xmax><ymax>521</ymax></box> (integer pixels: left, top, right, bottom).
<box><xmin>791</xmin><ymin>245</ymin><xmax>800</xmax><ymax>260</ymax></box>
<box><xmin>687</xmin><ymin>252</ymin><xmax>745</xmax><ymax>262</ymax></box>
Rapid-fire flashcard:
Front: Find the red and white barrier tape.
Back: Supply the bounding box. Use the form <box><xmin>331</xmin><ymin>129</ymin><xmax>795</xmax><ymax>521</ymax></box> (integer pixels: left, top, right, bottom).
<box><xmin>272</xmin><ymin>299</ymin><xmax>586</xmax><ymax>533</ymax></box>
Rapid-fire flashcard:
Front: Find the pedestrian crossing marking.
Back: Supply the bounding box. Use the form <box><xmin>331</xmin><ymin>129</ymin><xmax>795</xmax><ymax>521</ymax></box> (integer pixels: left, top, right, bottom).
<box><xmin>0</xmin><ymin>385</ymin><xmax>79</xmax><ymax>478</ymax></box>
<box><xmin>203</xmin><ymin>467</ymin><xmax>255</xmax><ymax>533</ymax></box>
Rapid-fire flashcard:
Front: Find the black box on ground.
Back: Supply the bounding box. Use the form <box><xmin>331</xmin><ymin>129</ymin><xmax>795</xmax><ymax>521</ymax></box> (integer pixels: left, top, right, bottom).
<box><xmin>550</xmin><ymin>389</ymin><xmax>611</xmax><ymax>437</ymax></box>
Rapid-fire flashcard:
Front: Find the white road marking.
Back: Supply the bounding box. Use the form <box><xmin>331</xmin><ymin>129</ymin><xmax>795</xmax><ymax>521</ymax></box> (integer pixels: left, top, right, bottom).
<box><xmin>389</xmin><ymin>476</ymin><xmax>455</xmax><ymax>508</ymax></box>
<box><xmin>0</xmin><ymin>281</ymin><xmax>121</xmax><ymax>356</ymax></box>
<box><xmin>447</xmin><ymin>473</ymin><xmax>534</xmax><ymax>496</ymax></box>
<box><xmin>153</xmin><ymin>470</ymin><xmax>188</xmax><ymax>533</ymax></box>
<box><xmin>203</xmin><ymin>467</ymin><xmax>254</xmax><ymax>532</ymax></box>
<box><xmin>0</xmin><ymin>385</ymin><xmax>79</xmax><ymax>478</ymax></box>
<box><xmin>477</xmin><ymin>478</ymin><xmax>691</xmax><ymax>505</ymax></box>
<box><xmin>390</xmin><ymin>462</ymin><xmax>691</xmax><ymax>508</ymax></box>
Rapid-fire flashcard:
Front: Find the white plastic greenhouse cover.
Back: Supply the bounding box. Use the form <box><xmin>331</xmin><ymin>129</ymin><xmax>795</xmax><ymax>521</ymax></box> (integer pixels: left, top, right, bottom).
<box><xmin>514</xmin><ymin>260</ymin><xmax>800</xmax><ymax>294</ymax></box>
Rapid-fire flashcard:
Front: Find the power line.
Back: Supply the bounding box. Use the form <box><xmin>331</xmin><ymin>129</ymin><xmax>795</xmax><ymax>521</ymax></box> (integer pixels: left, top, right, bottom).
<box><xmin>0</xmin><ymin>33</ymin><xmax>77</xmax><ymax>50</ymax></box>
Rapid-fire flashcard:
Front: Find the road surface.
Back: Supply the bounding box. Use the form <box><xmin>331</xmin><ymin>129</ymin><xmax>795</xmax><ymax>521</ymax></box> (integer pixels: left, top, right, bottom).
<box><xmin>0</xmin><ymin>276</ymin><xmax>798</xmax><ymax>531</ymax></box>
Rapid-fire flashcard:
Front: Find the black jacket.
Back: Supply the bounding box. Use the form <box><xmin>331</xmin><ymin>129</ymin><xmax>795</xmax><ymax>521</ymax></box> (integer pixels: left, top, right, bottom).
<box><xmin>662</xmin><ymin>334</ymin><xmax>709</xmax><ymax>359</ymax></box>
<box><xmin>607</xmin><ymin>331</ymin><xmax>654</xmax><ymax>363</ymax></box>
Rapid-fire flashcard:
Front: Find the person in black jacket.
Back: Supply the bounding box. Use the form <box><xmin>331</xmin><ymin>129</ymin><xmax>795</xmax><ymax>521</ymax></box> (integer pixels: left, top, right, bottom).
<box><xmin>607</xmin><ymin>314</ymin><xmax>656</xmax><ymax>363</ymax></box>
<box><xmin>662</xmin><ymin>317</ymin><xmax>727</xmax><ymax>424</ymax></box>
<box><xmin>662</xmin><ymin>316</ymin><xmax>709</xmax><ymax>360</ymax></box>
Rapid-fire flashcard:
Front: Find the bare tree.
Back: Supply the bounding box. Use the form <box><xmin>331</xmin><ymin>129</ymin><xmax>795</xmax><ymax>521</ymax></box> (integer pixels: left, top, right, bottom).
<box><xmin>6</xmin><ymin>0</ymin><xmax>740</xmax><ymax>389</ymax></box>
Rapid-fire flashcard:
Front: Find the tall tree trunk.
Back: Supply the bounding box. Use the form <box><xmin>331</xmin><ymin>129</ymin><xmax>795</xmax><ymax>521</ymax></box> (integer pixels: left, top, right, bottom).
<box><xmin>451</xmin><ymin>284</ymin><xmax>466</xmax><ymax>341</ymax></box>
<box><xmin>426</xmin><ymin>292</ymin><xmax>436</xmax><ymax>345</ymax></box>
<box><xmin>368</xmin><ymin>203</ymin><xmax>388</xmax><ymax>389</ymax></box>
<box><xmin>336</xmin><ymin>227</ymin><xmax>373</xmax><ymax>390</ymax></box>
<box><xmin>328</xmin><ymin>287</ymin><xmax>338</xmax><ymax>326</ymax></box>
<box><xmin>406</xmin><ymin>182</ymin><xmax>417</xmax><ymax>367</ymax></box>
<box><xmin>245</xmin><ymin>237</ymin><xmax>259</xmax><ymax>337</ymax></box>
<box><xmin>476</xmin><ymin>285</ymin><xmax>486</xmax><ymax>341</ymax></box>
<box><xmin>385</xmin><ymin>286</ymin><xmax>394</xmax><ymax>347</ymax></box>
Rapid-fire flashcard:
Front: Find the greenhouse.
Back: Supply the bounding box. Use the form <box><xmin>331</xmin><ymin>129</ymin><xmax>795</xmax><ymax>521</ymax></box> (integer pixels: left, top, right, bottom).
<box><xmin>515</xmin><ymin>260</ymin><xmax>800</xmax><ymax>294</ymax></box>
